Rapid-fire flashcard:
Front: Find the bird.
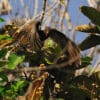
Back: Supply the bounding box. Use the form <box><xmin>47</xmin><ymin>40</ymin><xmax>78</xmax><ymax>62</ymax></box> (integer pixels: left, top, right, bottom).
<box><xmin>37</xmin><ymin>23</ymin><xmax>81</xmax><ymax>99</ymax></box>
<box><xmin>0</xmin><ymin>20</ymin><xmax>80</xmax><ymax>67</ymax></box>
<box><xmin>23</xmin><ymin>21</ymin><xmax>80</xmax><ymax>68</ymax></box>
<box><xmin>0</xmin><ymin>20</ymin><xmax>81</xmax><ymax>99</ymax></box>
<box><xmin>42</xmin><ymin>26</ymin><xmax>81</xmax><ymax>68</ymax></box>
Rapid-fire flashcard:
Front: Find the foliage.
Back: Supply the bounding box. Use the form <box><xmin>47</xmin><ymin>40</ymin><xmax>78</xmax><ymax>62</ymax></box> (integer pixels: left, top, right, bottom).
<box><xmin>43</xmin><ymin>38</ymin><xmax>62</xmax><ymax>64</ymax></box>
<box><xmin>76</xmin><ymin>6</ymin><xmax>100</xmax><ymax>50</ymax></box>
<box><xmin>0</xmin><ymin>79</ymin><xmax>28</xmax><ymax>99</ymax></box>
<box><xmin>0</xmin><ymin>5</ymin><xmax>100</xmax><ymax>100</ymax></box>
<box><xmin>8</xmin><ymin>54</ymin><xmax>25</xmax><ymax>69</ymax></box>
<box><xmin>0</xmin><ymin>18</ymin><xmax>5</xmax><ymax>22</ymax></box>
<box><xmin>74</xmin><ymin>5</ymin><xmax>100</xmax><ymax>100</ymax></box>
<box><xmin>79</xmin><ymin>6</ymin><xmax>100</xmax><ymax>26</ymax></box>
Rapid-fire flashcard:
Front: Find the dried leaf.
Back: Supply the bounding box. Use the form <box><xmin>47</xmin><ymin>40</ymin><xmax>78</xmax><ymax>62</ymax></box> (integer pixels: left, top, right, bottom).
<box><xmin>75</xmin><ymin>24</ymin><xmax>100</xmax><ymax>34</ymax></box>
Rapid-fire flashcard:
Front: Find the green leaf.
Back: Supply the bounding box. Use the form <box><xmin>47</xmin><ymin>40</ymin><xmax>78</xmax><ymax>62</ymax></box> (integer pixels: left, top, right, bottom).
<box><xmin>0</xmin><ymin>18</ymin><xmax>5</xmax><ymax>22</ymax></box>
<box><xmin>79</xmin><ymin>6</ymin><xmax>100</xmax><ymax>26</ymax></box>
<box><xmin>0</xmin><ymin>73</ymin><xmax>8</xmax><ymax>83</ymax></box>
<box><xmin>0</xmin><ymin>35</ymin><xmax>12</xmax><ymax>41</ymax></box>
<box><xmin>79</xmin><ymin>35</ymin><xmax>100</xmax><ymax>50</ymax></box>
<box><xmin>11</xmin><ymin>80</ymin><xmax>28</xmax><ymax>96</ymax></box>
<box><xmin>40</xmin><ymin>96</ymin><xmax>43</xmax><ymax>100</ymax></box>
<box><xmin>8</xmin><ymin>54</ymin><xmax>25</xmax><ymax>69</ymax></box>
<box><xmin>0</xmin><ymin>86</ymin><xmax>4</xmax><ymax>93</ymax></box>
<box><xmin>45</xmin><ymin>58</ymin><xmax>53</xmax><ymax>64</ymax></box>
<box><xmin>55</xmin><ymin>46</ymin><xmax>62</xmax><ymax>56</ymax></box>
<box><xmin>81</xmin><ymin>56</ymin><xmax>92</xmax><ymax>62</ymax></box>
<box><xmin>44</xmin><ymin>46</ymin><xmax>62</xmax><ymax>64</ymax></box>
<box><xmin>0</xmin><ymin>68</ymin><xmax>4</xmax><ymax>72</ymax></box>
<box><xmin>44</xmin><ymin>38</ymin><xmax>56</xmax><ymax>48</ymax></box>
<box><xmin>43</xmin><ymin>38</ymin><xmax>62</xmax><ymax>64</ymax></box>
<box><xmin>81</xmin><ymin>56</ymin><xmax>92</xmax><ymax>67</ymax></box>
<box><xmin>0</xmin><ymin>49</ymin><xmax>8</xmax><ymax>58</ymax></box>
<box><xmin>13</xmin><ymin>80</ymin><xmax>25</xmax><ymax>90</ymax></box>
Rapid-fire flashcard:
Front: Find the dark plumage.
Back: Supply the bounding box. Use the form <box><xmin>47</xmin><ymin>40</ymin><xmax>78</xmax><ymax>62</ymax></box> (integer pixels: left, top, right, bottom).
<box><xmin>0</xmin><ymin>21</ymin><xmax>80</xmax><ymax>67</ymax></box>
<box><xmin>43</xmin><ymin>27</ymin><xmax>80</xmax><ymax>67</ymax></box>
<box><xmin>36</xmin><ymin>21</ymin><xmax>47</xmax><ymax>41</ymax></box>
<box><xmin>35</xmin><ymin>21</ymin><xmax>80</xmax><ymax>67</ymax></box>
<box><xmin>0</xmin><ymin>21</ymin><xmax>81</xmax><ymax>99</ymax></box>
<box><xmin>40</xmin><ymin>26</ymin><xmax>81</xmax><ymax>99</ymax></box>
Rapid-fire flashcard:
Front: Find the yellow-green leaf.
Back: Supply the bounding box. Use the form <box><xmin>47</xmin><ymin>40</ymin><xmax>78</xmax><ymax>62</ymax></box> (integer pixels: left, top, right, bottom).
<box><xmin>8</xmin><ymin>54</ymin><xmax>25</xmax><ymax>69</ymax></box>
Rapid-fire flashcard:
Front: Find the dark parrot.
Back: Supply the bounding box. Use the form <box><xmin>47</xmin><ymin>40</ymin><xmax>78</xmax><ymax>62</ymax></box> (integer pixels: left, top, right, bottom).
<box><xmin>0</xmin><ymin>20</ymin><xmax>81</xmax><ymax>99</ymax></box>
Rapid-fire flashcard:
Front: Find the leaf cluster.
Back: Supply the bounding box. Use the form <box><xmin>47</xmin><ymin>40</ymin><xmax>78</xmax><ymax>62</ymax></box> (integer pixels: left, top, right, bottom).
<box><xmin>0</xmin><ymin>7</ymin><xmax>100</xmax><ymax>100</ymax></box>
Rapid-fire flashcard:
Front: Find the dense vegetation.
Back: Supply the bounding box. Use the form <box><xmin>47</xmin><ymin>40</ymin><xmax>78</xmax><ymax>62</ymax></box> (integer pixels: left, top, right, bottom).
<box><xmin>0</xmin><ymin>0</ymin><xmax>100</xmax><ymax>100</ymax></box>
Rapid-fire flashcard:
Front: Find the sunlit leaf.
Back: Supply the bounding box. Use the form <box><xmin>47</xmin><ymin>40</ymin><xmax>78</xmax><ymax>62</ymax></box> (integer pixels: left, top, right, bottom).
<box><xmin>75</xmin><ymin>24</ymin><xmax>100</xmax><ymax>34</ymax></box>
<box><xmin>11</xmin><ymin>80</ymin><xmax>28</xmax><ymax>96</ymax></box>
<box><xmin>44</xmin><ymin>38</ymin><xmax>56</xmax><ymax>48</ymax></box>
<box><xmin>45</xmin><ymin>58</ymin><xmax>53</xmax><ymax>64</ymax></box>
<box><xmin>40</xmin><ymin>96</ymin><xmax>44</xmax><ymax>100</ymax></box>
<box><xmin>0</xmin><ymin>35</ymin><xmax>12</xmax><ymax>41</ymax></box>
<box><xmin>43</xmin><ymin>38</ymin><xmax>62</xmax><ymax>64</ymax></box>
<box><xmin>8</xmin><ymin>54</ymin><xmax>25</xmax><ymax>69</ymax></box>
<box><xmin>13</xmin><ymin>80</ymin><xmax>25</xmax><ymax>90</ymax></box>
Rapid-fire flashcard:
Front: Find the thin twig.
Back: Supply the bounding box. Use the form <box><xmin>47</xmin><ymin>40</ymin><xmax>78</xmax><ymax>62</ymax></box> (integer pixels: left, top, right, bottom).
<box><xmin>59</xmin><ymin>0</ymin><xmax>70</xmax><ymax>31</ymax></box>
<box><xmin>40</xmin><ymin>0</ymin><xmax>47</xmax><ymax>24</ymax></box>
<box><xmin>2</xmin><ymin>54</ymin><xmax>80</xmax><ymax>75</ymax></box>
<box><xmin>17</xmin><ymin>2</ymin><xmax>59</xmax><ymax>33</ymax></box>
